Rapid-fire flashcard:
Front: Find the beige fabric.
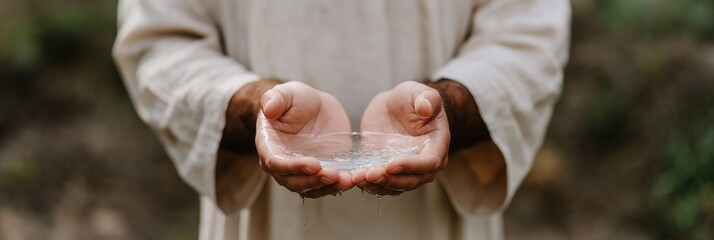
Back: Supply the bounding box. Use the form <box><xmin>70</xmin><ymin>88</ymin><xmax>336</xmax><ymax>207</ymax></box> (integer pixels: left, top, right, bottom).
<box><xmin>113</xmin><ymin>0</ymin><xmax>570</xmax><ymax>239</ymax></box>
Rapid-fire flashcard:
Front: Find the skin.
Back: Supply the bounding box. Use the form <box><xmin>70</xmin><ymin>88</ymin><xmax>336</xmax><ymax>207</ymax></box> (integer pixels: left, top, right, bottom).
<box><xmin>216</xmin><ymin>78</ymin><xmax>280</xmax><ymax>212</ymax></box>
<box><xmin>353</xmin><ymin>81</ymin><xmax>450</xmax><ymax>195</ymax></box>
<box><xmin>218</xmin><ymin>78</ymin><xmax>494</xmax><ymax>204</ymax></box>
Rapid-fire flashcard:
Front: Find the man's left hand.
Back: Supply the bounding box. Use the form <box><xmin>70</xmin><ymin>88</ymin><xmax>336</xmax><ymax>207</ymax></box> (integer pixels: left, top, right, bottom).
<box><xmin>353</xmin><ymin>81</ymin><xmax>450</xmax><ymax>196</ymax></box>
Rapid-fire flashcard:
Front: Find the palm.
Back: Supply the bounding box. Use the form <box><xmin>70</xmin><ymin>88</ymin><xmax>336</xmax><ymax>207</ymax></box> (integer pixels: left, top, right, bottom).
<box><xmin>259</xmin><ymin>91</ymin><xmax>350</xmax><ymax>136</ymax></box>
<box><xmin>361</xmin><ymin>81</ymin><xmax>449</xmax><ymax>139</ymax></box>
<box><xmin>361</xmin><ymin>93</ymin><xmax>446</xmax><ymax>136</ymax></box>
<box><xmin>257</xmin><ymin>92</ymin><xmax>351</xmax><ymax>161</ymax></box>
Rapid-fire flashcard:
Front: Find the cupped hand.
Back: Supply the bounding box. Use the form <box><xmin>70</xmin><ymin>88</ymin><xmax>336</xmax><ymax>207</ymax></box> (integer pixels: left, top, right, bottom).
<box><xmin>256</xmin><ymin>81</ymin><xmax>354</xmax><ymax>198</ymax></box>
<box><xmin>353</xmin><ymin>81</ymin><xmax>450</xmax><ymax>196</ymax></box>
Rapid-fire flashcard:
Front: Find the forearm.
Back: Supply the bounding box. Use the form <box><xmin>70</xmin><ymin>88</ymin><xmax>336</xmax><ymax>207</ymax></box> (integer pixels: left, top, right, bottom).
<box><xmin>427</xmin><ymin>0</ymin><xmax>568</xmax><ymax>215</ymax></box>
<box><xmin>425</xmin><ymin>79</ymin><xmax>508</xmax><ymax>214</ymax></box>
<box><xmin>214</xmin><ymin>78</ymin><xmax>281</xmax><ymax>213</ymax></box>
<box><xmin>424</xmin><ymin>78</ymin><xmax>490</xmax><ymax>152</ymax></box>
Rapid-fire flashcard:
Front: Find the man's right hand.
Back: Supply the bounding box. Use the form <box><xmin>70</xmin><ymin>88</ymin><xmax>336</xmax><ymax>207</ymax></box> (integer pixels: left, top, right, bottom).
<box><xmin>255</xmin><ymin>81</ymin><xmax>354</xmax><ymax>198</ymax></box>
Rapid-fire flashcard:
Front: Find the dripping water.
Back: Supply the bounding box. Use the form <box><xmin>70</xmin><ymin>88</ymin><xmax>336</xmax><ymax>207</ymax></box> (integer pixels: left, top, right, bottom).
<box><xmin>300</xmin><ymin>194</ymin><xmax>307</xmax><ymax>225</ymax></box>
<box><xmin>377</xmin><ymin>195</ymin><xmax>382</xmax><ymax>213</ymax></box>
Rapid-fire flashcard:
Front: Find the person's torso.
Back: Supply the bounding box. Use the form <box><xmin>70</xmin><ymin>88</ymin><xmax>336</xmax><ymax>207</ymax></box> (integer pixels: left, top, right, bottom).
<box><xmin>203</xmin><ymin>1</ymin><xmax>502</xmax><ymax>239</ymax></box>
<box><xmin>212</xmin><ymin>0</ymin><xmax>476</xmax><ymax>128</ymax></box>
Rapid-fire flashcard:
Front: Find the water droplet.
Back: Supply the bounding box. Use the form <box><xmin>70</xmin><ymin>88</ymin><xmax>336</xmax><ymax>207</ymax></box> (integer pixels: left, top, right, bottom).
<box><xmin>338</xmin><ymin>192</ymin><xmax>342</xmax><ymax>197</ymax></box>
<box><xmin>361</xmin><ymin>189</ymin><xmax>365</xmax><ymax>202</ymax></box>
<box><xmin>377</xmin><ymin>195</ymin><xmax>382</xmax><ymax>213</ymax></box>
<box><xmin>300</xmin><ymin>194</ymin><xmax>307</xmax><ymax>225</ymax></box>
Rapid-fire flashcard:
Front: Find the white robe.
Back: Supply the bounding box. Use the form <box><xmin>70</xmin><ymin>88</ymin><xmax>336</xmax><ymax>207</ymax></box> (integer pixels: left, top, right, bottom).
<box><xmin>113</xmin><ymin>0</ymin><xmax>570</xmax><ymax>239</ymax></box>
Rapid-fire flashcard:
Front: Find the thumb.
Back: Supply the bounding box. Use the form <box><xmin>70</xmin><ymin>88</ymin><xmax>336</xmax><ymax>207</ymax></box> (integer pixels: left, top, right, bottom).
<box><xmin>413</xmin><ymin>87</ymin><xmax>442</xmax><ymax>119</ymax></box>
<box><xmin>261</xmin><ymin>87</ymin><xmax>292</xmax><ymax>120</ymax></box>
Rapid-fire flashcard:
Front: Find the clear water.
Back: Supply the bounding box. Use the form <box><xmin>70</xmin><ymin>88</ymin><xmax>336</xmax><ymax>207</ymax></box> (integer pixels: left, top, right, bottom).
<box><xmin>274</xmin><ymin>132</ymin><xmax>429</xmax><ymax>172</ymax></box>
<box><xmin>283</xmin><ymin>133</ymin><xmax>425</xmax><ymax>224</ymax></box>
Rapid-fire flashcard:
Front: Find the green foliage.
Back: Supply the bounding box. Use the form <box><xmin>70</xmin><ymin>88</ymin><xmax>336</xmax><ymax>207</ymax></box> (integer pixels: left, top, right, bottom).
<box><xmin>0</xmin><ymin>16</ymin><xmax>41</xmax><ymax>68</ymax></box>
<box><xmin>0</xmin><ymin>0</ymin><xmax>117</xmax><ymax>69</ymax></box>
<box><xmin>653</xmin><ymin>128</ymin><xmax>714</xmax><ymax>239</ymax></box>
<box><xmin>597</xmin><ymin>0</ymin><xmax>714</xmax><ymax>39</ymax></box>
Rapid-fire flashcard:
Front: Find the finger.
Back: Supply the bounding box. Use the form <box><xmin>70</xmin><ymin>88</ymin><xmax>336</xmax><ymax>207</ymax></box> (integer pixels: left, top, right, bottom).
<box><xmin>261</xmin><ymin>87</ymin><xmax>292</xmax><ymax>120</ymax></box>
<box><xmin>299</xmin><ymin>172</ymin><xmax>354</xmax><ymax>197</ymax></box>
<box><xmin>351</xmin><ymin>169</ymin><xmax>368</xmax><ymax>186</ymax></box>
<box><xmin>413</xmin><ymin>86</ymin><xmax>442</xmax><ymax>119</ymax></box>
<box><xmin>274</xmin><ymin>168</ymin><xmax>339</xmax><ymax>192</ymax></box>
<box><xmin>365</xmin><ymin>166</ymin><xmax>434</xmax><ymax>191</ymax></box>
<box><xmin>335</xmin><ymin>171</ymin><xmax>355</xmax><ymax>191</ymax></box>
<box><xmin>385</xmin><ymin>153</ymin><xmax>445</xmax><ymax>175</ymax></box>
<box><xmin>379</xmin><ymin>174</ymin><xmax>435</xmax><ymax>191</ymax></box>
<box><xmin>386</xmin><ymin>127</ymin><xmax>449</xmax><ymax>174</ymax></box>
<box><xmin>365</xmin><ymin>166</ymin><xmax>387</xmax><ymax>184</ymax></box>
<box><xmin>261</xmin><ymin>155</ymin><xmax>322</xmax><ymax>175</ymax></box>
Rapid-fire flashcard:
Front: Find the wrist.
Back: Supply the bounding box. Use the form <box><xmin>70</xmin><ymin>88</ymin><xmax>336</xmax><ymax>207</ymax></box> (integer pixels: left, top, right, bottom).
<box><xmin>220</xmin><ymin>78</ymin><xmax>282</xmax><ymax>153</ymax></box>
<box><xmin>424</xmin><ymin>78</ymin><xmax>490</xmax><ymax>151</ymax></box>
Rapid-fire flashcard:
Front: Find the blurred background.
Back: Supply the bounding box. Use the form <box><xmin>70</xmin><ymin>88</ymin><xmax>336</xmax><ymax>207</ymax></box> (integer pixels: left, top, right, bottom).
<box><xmin>0</xmin><ymin>0</ymin><xmax>712</xmax><ymax>239</ymax></box>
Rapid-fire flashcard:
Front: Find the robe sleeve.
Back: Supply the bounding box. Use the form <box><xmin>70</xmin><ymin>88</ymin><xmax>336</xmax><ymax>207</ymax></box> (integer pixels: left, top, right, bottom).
<box><xmin>433</xmin><ymin>0</ymin><xmax>570</xmax><ymax>215</ymax></box>
<box><xmin>112</xmin><ymin>0</ymin><xmax>264</xmax><ymax>213</ymax></box>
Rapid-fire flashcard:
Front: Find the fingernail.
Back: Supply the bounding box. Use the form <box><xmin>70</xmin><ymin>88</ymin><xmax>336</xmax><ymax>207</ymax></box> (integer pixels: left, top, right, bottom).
<box><xmin>262</xmin><ymin>91</ymin><xmax>273</xmax><ymax>104</ymax></box>
<box><xmin>390</xmin><ymin>166</ymin><xmax>403</xmax><ymax>174</ymax></box>
<box><xmin>420</xmin><ymin>96</ymin><xmax>431</xmax><ymax>105</ymax></box>
<box><xmin>418</xmin><ymin>97</ymin><xmax>432</xmax><ymax>118</ymax></box>
<box><xmin>376</xmin><ymin>176</ymin><xmax>385</xmax><ymax>184</ymax></box>
<box><xmin>303</xmin><ymin>167</ymin><xmax>315</xmax><ymax>174</ymax></box>
<box><xmin>352</xmin><ymin>174</ymin><xmax>363</xmax><ymax>184</ymax></box>
<box><xmin>265</xmin><ymin>97</ymin><xmax>272</xmax><ymax>105</ymax></box>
